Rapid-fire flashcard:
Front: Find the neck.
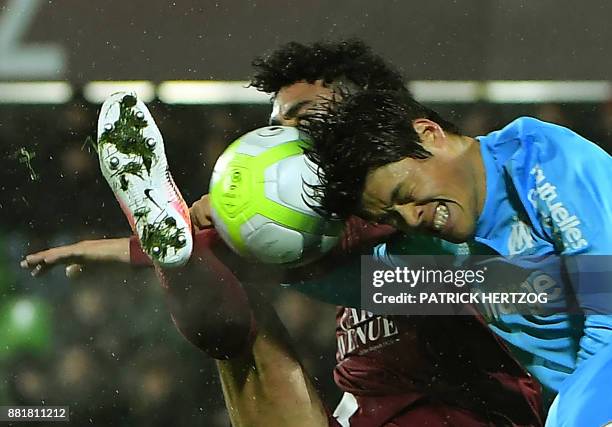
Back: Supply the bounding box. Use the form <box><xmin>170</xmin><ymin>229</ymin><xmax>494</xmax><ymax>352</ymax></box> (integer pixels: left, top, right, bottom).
<box><xmin>465</xmin><ymin>136</ymin><xmax>487</xmax><ymax>217</ymax></box>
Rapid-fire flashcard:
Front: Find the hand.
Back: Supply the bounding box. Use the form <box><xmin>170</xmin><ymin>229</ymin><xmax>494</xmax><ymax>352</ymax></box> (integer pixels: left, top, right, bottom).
<box><xmin>190</xmin><ymin>193</ymin><xmax>214</xmax><ymax>230</ymax></box>
<box><xmin>20</xmin><ymin>238</ymin><xmax>131</xmax><ymax>278</ymax></box>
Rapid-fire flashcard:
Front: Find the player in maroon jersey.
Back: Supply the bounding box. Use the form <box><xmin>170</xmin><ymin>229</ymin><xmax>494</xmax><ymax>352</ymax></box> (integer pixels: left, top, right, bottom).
<box><xmin>22</xmin><ymin>40</ymin><xmax>542</xmax><ymax>426</ymax></box>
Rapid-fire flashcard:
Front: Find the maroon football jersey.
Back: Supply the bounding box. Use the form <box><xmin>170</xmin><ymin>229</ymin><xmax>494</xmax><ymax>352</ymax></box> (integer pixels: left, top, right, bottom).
<box><xmin>333</xmin><ymin>308</ymin><xmax>543</xmax><ymax>426</ymax></box>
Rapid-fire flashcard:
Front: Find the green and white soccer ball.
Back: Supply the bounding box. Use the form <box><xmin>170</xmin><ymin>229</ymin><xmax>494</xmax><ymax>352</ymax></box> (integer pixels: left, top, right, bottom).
<box><xmin>209</xmin><ymin>126</ymin><xmax>343</xmax><ymax>265</ymax></box>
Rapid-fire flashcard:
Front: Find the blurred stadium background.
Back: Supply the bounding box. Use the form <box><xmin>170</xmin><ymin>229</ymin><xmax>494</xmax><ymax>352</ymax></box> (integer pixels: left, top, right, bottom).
<box><xmin>0</xmin><ymin>0</ymin><xmax>611</xmax><ymax>425</ymax></box>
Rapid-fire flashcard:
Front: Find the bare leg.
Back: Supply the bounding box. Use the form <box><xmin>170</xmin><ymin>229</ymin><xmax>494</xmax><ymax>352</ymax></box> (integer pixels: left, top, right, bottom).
<box><xmin>156</xmin><ymin>231</ymin><xmax>329</xmax><ymax>426</ymax></box>
<box><xmin>217</xmin><ymin>289</ymin><xmax>329</xmax><ymax>427</ymax></box>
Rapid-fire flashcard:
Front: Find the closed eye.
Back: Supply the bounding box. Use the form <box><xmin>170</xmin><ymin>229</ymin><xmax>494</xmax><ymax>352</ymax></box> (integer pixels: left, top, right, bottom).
<box><xmin>284</xmin><ymin>100</ymin><xmax>314</xmax><ymax>121</ymax></box>
<box><xmin>379</xmin><ymin>210</ymin><xmax>403</xmax><ymax>227</ymax></box>
<box><xmin>392</xmin><ymin>183</ymin><xmax>416</xmax><ymax>207</ymax></box>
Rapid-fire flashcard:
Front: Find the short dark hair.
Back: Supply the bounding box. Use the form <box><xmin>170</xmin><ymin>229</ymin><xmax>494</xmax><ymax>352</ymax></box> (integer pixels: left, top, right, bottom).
<box><xmin>301</xmin><ymin>90</ymin><xmax>461</xmax><ymax>219</ymax></box>
<box><xmin>250</xmin><ymin>39</ymin><xmax>408</xmax><ymax>94</ymax></box>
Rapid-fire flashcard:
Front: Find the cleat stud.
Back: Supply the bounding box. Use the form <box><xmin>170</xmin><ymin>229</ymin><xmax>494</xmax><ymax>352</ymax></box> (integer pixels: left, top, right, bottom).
<box><xmin>109</xmin><ymin>157</ymin><xmax>120</xmax><ymax>169</ymax></box>
<box><xmin>152</xmin><ymin>246</ymin><xmax>161</xmax><ymax>255</ymax></box>
<box><xmin>122</xmin><ymin>94</ymin><xmax>137</xmax><ymax>107</ymax></box>
<box><xmin>135</xmin><ymin>110</ymin><xmax>145</xmax><ymax>120</ymax></box>
<box><xmin>146</xmin><ymin>138</ymin><xmax>156</xmax><ymax>148</ymax></box>
<box><xmin>177</xmin><ymin>235</ymin><xmax>186</xmax><ymax>244</ymax></box>
<box><xmin>104</xmin><ymin>123</ymin><xmax>114</xmax><ymax>132</ymax></box>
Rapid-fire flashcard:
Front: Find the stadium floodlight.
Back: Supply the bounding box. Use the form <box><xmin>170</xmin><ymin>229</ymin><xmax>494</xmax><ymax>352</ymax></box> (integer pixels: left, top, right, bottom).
<box><xmin>0</xmin><ymin>81</ymin><xmax>72</xmax><ymax>104</ymax></box>
<box><xmin>486</xmin><ymin>81</ymin><xmax>611</xmax><ymax>103</ymax></box>
<box><xmin>83</xmin><ymin>81</ymin><xmax>155</xmax><ymax>104</ymax></box>
<box><xmin>157</xmin><ymin>81</ymin><xmax>270</xmax><ymax>104</ymax></box>
<box><xmin>409</xmin><ymin>81</ymin><xmax>482</xmax><ymax>103</ymax></box>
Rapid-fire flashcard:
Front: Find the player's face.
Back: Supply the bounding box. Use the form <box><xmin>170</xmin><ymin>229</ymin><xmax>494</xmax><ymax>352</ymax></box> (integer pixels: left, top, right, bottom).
<box><xmin>360</xmin><ymin>120</ymin><xmax>486</xmax><ymax>243</ymax></box>
<box><xmin>269</xmin><ymin>80</ymin><xmax>334</xmax><ymax>126</ymax></box>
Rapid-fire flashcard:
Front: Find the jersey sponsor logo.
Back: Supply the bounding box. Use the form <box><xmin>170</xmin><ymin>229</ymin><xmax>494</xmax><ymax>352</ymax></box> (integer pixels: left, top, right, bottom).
<box><xmin>478</xmin><ymin>271</ymin><xmax>562</xmax><ymax>321</ymax></box>
<box><xmin>528</xmin><ymin>165</ymin><xmax>588</xmax><ymax>251</ymax></box>
<box><xmin>336</xmin><ymin>309</ymin><xmax>399</xmax><ymax>360</ymax></box>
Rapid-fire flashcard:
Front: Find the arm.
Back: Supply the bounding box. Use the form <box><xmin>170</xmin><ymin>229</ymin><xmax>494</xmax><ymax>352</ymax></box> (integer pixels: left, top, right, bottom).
<box><xmin>21</xmin><ymin>237</ymin><xmax>130</xmax><ymax>277</ymax></box>
<box><xmin>21</xmin><ymin>194</ymin><xmax>219</xmax><ymax>276</ymax></box>
<box><xmin>20</xmin><ymin>231</ymin><xmax>255</xmax><ymax>359</ymax></box>
<box><xmin>22</xmin><ymin>193</ymin><xmax>394</xmax><ymax>309</ymax></box>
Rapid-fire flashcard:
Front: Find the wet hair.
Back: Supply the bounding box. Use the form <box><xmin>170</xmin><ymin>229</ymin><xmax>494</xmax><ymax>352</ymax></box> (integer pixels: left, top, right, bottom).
<box><xmin>250</xmin><ymin>39</ymin><xmax>408</xmax><ymax>94</ymax></box>
<box><xmin>301</xmin><ymin>90</ymin><xmax>461</xmax><ymax>219</ymax></box>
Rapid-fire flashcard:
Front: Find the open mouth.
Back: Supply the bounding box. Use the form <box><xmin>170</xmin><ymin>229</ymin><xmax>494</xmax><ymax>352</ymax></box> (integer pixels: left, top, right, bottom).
<box><xmin>432</xmin><ymin>202</ymin><xmax>450</xmax><ymax>231</ymax></box>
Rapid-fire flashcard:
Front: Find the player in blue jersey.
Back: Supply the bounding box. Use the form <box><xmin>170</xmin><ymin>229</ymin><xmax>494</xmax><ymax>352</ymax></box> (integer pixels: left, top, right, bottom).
<box><xmin>303</xmin><ymin>90</ymin><xmax>612</xmax><ymax>426</ymax></box>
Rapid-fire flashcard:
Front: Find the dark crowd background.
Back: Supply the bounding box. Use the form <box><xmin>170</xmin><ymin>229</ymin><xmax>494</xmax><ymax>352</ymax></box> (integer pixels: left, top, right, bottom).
<box><xmin>0</xmin><ymin>98</ymin><xmax>611</xmax><ymax>426</ymax></box>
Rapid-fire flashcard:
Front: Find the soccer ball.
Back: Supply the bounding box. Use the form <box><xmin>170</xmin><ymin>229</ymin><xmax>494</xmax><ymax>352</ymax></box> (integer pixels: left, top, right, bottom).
<box><xmin>209</xmin><ymin>126</ymin><xmax>343</xmax><ymax>265</ymax></box>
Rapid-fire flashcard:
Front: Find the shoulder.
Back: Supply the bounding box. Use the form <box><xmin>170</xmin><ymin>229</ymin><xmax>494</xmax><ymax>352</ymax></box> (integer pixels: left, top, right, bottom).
<box><xmin>484</xmin><ymin>117</ymin><xmax>609</xmax><ymax>169</ymax></box>
<box><xmin>483</xmin><ymin>116</ymin><xmax>593</xmax><ymax>145</ymax></box>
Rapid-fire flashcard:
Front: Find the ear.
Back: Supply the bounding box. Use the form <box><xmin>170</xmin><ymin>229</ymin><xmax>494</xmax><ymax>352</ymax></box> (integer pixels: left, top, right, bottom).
<box><xmin>412</xmin><ymin>118</ymin><xmax>447</xmax><ymax>149</ymax></box>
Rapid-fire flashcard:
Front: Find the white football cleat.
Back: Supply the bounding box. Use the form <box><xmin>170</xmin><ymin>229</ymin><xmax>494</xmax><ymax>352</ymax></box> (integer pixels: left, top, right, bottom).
<box><xmin>97</xmin><ymin>92</ymin><xmax>193</xmax><ymax>267</ymax></box>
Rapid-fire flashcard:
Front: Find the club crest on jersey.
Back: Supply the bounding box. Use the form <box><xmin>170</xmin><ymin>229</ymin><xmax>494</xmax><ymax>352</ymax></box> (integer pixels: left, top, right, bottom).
<box><xmin>508</xmin><ymin>218</ymin><xmax>535</xmax><ymax>255</ymax></box>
